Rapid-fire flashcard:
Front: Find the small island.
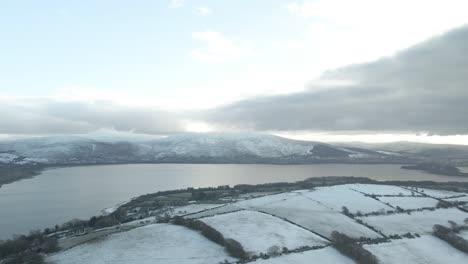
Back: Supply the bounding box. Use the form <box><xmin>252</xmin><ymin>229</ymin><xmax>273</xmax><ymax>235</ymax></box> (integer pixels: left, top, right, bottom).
<box><xmin>401</xmin><ymin>163</ymin><xmax>468</xmax><ymax>177</ymax></box>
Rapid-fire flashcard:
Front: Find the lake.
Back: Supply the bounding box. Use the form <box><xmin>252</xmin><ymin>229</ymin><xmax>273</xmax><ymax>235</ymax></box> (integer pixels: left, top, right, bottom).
<box><xmin>1</xmin><ymin>163</ymin><xmax>467</xmax><ymax>239</ymax></box>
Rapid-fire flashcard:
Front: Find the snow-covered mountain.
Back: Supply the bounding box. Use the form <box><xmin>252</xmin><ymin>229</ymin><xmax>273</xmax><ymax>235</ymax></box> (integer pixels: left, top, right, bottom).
<box><xmin>0</xmin><ymin>133</ymin><xmax>404</xmax><ymax>165</ymax></box>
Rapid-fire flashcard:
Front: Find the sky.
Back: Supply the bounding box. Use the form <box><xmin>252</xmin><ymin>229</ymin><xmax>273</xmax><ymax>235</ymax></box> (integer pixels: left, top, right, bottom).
<box><xmin>1</xmin><ymin>0</ymin><xmax>468</xmax><ymax>144</ymax></box>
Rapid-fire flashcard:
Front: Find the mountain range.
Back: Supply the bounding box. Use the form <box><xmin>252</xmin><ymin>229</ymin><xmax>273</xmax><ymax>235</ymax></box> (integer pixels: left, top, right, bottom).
<box><xmin>0</xmin><ymin>133</ymin><xmax>412</xmax><ymax>165</ymax></box>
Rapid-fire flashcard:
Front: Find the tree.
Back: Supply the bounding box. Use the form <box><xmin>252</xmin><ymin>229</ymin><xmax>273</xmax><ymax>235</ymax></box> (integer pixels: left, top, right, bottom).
<box><xmin>224</xmin><ymin>238</ymin><xmax>248</xmax><ymax>259</ymax></box>
<box><xmin>267</xmin><ymin>245</ymin><xmax>280</xmax><ymax>256</ymax></box>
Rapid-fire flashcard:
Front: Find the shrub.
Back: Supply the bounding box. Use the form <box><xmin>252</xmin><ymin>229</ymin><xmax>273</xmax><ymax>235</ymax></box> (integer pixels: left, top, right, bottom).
<box><xmin>331</xmin><ymin>231</ymin><xmax>378</xmax><ymax>264</ymax></box>
<box><xmin>225</xmin><ymin>238</ymin><xmax>248</xmax><ymax>259</ymax></box>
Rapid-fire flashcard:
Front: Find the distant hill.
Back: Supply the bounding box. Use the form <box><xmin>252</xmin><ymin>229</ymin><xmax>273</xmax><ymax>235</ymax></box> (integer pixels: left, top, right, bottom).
<box><xmin>336</xmin><ymin>141</ymin><xmax>468</xmax><ymax>165</ymax></box>
<box><xmin>0</xmin><ymin>133</ymin><xmax>407</xmax><ymax>165</ymax></box>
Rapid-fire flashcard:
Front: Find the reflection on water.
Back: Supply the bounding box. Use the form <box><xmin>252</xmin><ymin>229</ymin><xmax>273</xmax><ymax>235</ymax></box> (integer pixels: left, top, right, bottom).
<box><xmin>0</xmin><ymin>163</ymin><xmax>467</xmax><ymax>239</ymax></box>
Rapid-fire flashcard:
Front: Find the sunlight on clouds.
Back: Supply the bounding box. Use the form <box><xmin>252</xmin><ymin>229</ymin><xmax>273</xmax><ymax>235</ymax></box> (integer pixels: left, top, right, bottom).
<box><xmin>184</xmin><ymin>121</ymin><xmax>214</xmax><ymax>133</ymax></box>
<box><xmin>287</xmin><ymin>0</ymin><xmax>468</xmax><ymax>69</ymax></box>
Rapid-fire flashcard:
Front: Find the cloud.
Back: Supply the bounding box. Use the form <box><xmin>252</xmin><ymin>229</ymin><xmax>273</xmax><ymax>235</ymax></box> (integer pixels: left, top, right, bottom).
<box><xmin>201</xmin><ymin>24</ymin><xmax>468</xmax><ymax>135</ymax></box>
<box><xmin>169</xmin><ymin>0</ymin><xmax>184</xmax><ymax>9</ymax></box>
<box><xmin>0</xmin><ymin>98</ymin><xmax>183</xmax><ymax>135</ymax></box>
<box><xmin>195</xmin><ymin>7</ymin><xmax>212</xmax><ymax>16</ymax></box>
<box><xmin>190</xmin><ymin>31</ymin><xmax>250</xmax><ymax>62</ymax></box>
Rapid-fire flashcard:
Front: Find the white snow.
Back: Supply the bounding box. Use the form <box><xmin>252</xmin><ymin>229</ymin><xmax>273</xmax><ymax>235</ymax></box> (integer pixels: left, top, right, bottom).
<box><xmin>411</xmin><ymin>188</ymin><xmax>464</xmax><ymax>198</ymax></box>
<box><xmin>459</xmin><ymin>230</ymin><xmax>468</xmax><ymax>240</ymax></box>
<box><xmin>47</xmin><ymin>224</ymin><xmax>236</xmax><ymax>264</ymax></box>
<box><xmin>200</xmin><ymin>210</ymin><xmax>328</xmax><ymax>255</ymax></box>
<box><xmin>364</xmin><ymin>235</ymin><xmax>468</xmax><ymax>264</ymax></box>
<box><xmin>347</xmin><ymin>184</ymin><xmax>415</xmax><ymax>196</ymax></box>
<box><xmin>376</xmin><ymin>150</ymin><xmax>403</xmax><ymax>156</ymax></box>
<box><xmin>236</xmin><ymin>192</ymin><xmax>382</xmax><ymax>239</ymax></box>
<box><xmin>0</xmin><ymin>153</ymin><xmax>18</xmax><ymax>163</ymax></box>
<box><xmin>300</xmin><ymin>185</ymin><xmax>393</xmax><ymax>213</ymax></box>
<box><xmin>378</xmin><ymin>196</ymin><xmax>439</xmax><ymax>210</ymax></box>
<box><xmin>358</xmin><ymin>208</ymin><xmax>468</xmax><ymax>236</ymax></box>
<box><xmin>443</xmin><ymin>195</ymin><xmax>468</xmax><ymax>203</ymax></box>
<box><xmin>185</xmin><ymin>204</ymin><xmax>242</xmax><ymax>219</ymax></box>
<box><xmin>171</xmin><ymin>204</ymin><xmax>225</xmax><ymax>216</ymax></box>
<box><xmin>101</xmin><ymin>201</ymin><xmax>130</xmax><ymax>215</ymax></box>
<box><xmin>252</xmin><ymin>247</ymin><xmax>355</xmax><ymax>264</ymax></box>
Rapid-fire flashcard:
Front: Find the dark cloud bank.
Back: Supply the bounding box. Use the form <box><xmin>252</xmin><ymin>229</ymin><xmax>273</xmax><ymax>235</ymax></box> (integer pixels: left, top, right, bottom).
<box><xmin>204</xmin><ymin>24</ymin><xmax>468</xmax><ymax>135</ymax></box>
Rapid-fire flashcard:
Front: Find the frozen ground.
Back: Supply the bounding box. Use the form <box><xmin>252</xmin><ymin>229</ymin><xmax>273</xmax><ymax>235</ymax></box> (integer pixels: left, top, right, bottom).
<box><xmin>444</xmin><ymin>195</ymin><xmax>468</xmax><ymax>203</ymax></box>
<box><xmin>345</xmin><ymin>184</ymin><xmax>415</xmax><ymax>196</ymax></box>
<box><xmin>364</xmin><ymin>235</ymin><xmax>468</xmax><ymax>264</ymax></box>
<box><xmin>459</xmin><ymin>230</ymin><xmax>468</xmax><ymax>240</ymax></box>
<box><xmin>171</xmin><ymin>204</ymin><xmax>225</xmax><ymax>216</ymax></box>
<box><xmin>185</xmin><ymin>204</ymin><xmax>242</xmax><ymax>219</ymax></box>
<box><xmin>251</xmin><ymin>247</ymin><xmax>355</xmax><ymax>264</ymax></box>
<box><xmin>47</xmin><ymin>224</ymin><xmax>236</xmax><ymax>264</ymax></box>
<box><xmin>200</xmin><ymin>210</ymin><xmax>328</xmax><ymax>255</ymax></box>
<box><xmin>378</xmin><ymin>196</ymin><xmax>439</xmax><ymax>210</ymax></box>
<box><xmin>237</xmin><ymin>193</ymin><xmax>382</xmax><ymax>239</ymax></box>
<box><xmin>300</xmin><ymin>185</ymin><xmax>393</xmax><ymax>213</ymax></box>
<box><xmin>412</xmin><ymin>188</ymin><xmax>464</xmax><ymax>198</ymax></box>
<box><xmin>358</xmin><ymin>208</ymin><xmax>468</xmax><ymax>235</ymax></box>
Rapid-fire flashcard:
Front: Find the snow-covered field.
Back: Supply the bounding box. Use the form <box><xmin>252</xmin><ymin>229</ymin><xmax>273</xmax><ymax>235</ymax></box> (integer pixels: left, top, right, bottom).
<box><xmin>48</xmin><ymin>224</ymin><xmax>236</xmax><ymax>264</ymax></box>
<box><xmin>413</xmin><ymin>188</ymin><xmax>464</xmax><ymax>198</ymax></box>
<box><xmin>443</xmin><ymin>195</ymin><xmax>468</xmax><ymax>203</ymax></box>
<box><xmin>200</xmin><ymin>210</ymin><xmax>328</xmax><ymax>255</ymax></box>
<box><xmin>237</xmin><ymin>192</ymin><xmax>382</xmax><ymax>239</ymax></box>
<box><xmin>171</xmin><ymin>204</ymin><xmax>225</xmax><ymax>216</ymax></box>
<box><xmin>251</xmin><ymin>247</ymin><xmax>355</xmax><ymax>264</ymax></box>
<box><xmin>347</xmin><ymin>184</ymin><xmax>415</xmax><ymax>196</ymax></box>
<box><xmin>459</xmin><ymin>230</ymin><xmax>468</xmax><ymax>240</ymax></box>
<box><xmin>185</xmin><ymin>204</ymin><xmax>242</xmax><ymax>219</ymax></box>
<box><xmin>300</xmin><ymin>185</ymin><xmax>393</xmax><ymax>213</ymax></box>
<box><xmin>48</xmin><ymin>184</ymin><xmax>468</xmax><ymax>263</ymax></box>
<box><xmin>0</xmin><ymin>153</ymin><xmax>18</xmax><ymax>163</ymax></box>
<box><xmin>358</xmin><ymin>208</ymin><xmax>468</xmax><ymax>235</ymax></box>
<box><xmin>378</xmin><ymin>196</ymin><xmax>439</xmax><ymax>210</ymax></box>
<box><xmin>364</xmin><ymin>235</ymin><xmax>468</xmax><ymax>264</ymax></box>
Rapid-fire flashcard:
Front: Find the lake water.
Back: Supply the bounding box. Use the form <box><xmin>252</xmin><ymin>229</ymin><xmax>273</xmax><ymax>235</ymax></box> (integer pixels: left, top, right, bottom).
<box><xmin>1</xmin><ymin>163</ymin><xmax>467</xmax><ymax>239</ymax></box>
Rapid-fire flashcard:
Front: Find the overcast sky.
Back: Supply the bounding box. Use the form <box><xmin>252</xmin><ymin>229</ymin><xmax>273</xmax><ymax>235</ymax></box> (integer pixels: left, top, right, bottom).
<box><xmin>1</xmin><ymin>0</ymin><xmax>468</xmax><ymax>144</ymax></box>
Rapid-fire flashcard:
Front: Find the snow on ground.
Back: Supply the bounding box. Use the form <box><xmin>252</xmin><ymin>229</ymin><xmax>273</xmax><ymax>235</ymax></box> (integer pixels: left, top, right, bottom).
<box><xmin>444</xmin><ymin>195</ymin><xmax>468</xmax><ymax>203</ymax></box>
<box><xmin>378</xmin><ymin>196</ymin><xmax>439</xmax><ymax>210</ymax></box>
<box><xmin>300</xmin><ymin>185</ymin><xmax>393</xmax><ymax>213</ymax></box>
<box><xmin>251</xmin><ymin>247</ymin><xmax>355</xmax><ymax>264</ymax></box>
<box><xmin>200</xmin><ymin>210</ymin><xmax>328</xmax><ymax>255</ymax></box>
<box><xmin>0</xmin><ymin>153</ymin><xmax>18</xmax><ymax>163</ymax></box>
<box><xmin>236</xmin><ymin>191</ymin><xmax>300</xmax><ymax>209</ymax></box>
<box><xmin>459</xmin><ymin>230</ymin><xmax>468</xmax><ymax>240</ymax></box>
<box><xmin>48</xmin><ymin>224</ymin><xmax>236</xmax><ymax>264</ymax></box>
<box><xmin>237</xmin><ymin>193</ymin><xmax>381</xmax><ymax>239</ymax></box>
<box><xmin>411</xmin><ymin>188</ymin><xmax>464</xmax><ymax>198</ymax></box>
<box><xmin>358</xmin><ymin>208</ymin><xmax>468</xmax><ymax>236</ymax></box>
<box><xmin>185</xmin><ymin>204</ymin><xmax>242</xmax><ymax>219</ymax></box>
<box><xmin>346</xmin><ymin>184</ymin><xmax>415</xmax><ymax>196</ymax></box>
<box><xmin>101</xmin><ymin>201</ymin><xmax>129</xmax><ymax>215</ymax></box>
<box><xmin>364</xmin><ymin>235</ymin><xmax>468</xmax><ymax>264</ymax></box>
<box><xmin>171</xmin><ymin>204</ymin><xmax>225</xmax><ymax>216</ymax></box>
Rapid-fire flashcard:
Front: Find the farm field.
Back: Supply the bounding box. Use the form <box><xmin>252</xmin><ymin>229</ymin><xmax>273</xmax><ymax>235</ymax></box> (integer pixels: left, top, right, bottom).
<box><xmin>47</xmin><ymin>183</ymin><xmax>468</xmax><ymax>264</ymax></box>
<box><xmin>48</xmin><ymin>224</ymin><xmax>235</xmax><ymax>264</ymax></box>
<box><xmin>200</xmin><ymin>210</ymin><xmax>328</xmax><ymax>255</ymax></box>
<box><xmin>363</xmin><ymin>235</ymin><xmax>468</xmax><ymax>264</ymax></box>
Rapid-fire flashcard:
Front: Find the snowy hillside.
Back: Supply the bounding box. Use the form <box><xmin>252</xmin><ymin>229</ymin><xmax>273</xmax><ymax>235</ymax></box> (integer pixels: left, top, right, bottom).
<box><xmin>0</xmin><ymin>132</ymin><xmax>399</xmax><ymax>165</ymax></box>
